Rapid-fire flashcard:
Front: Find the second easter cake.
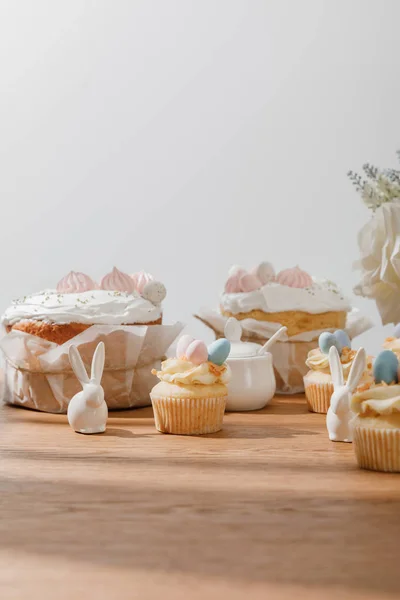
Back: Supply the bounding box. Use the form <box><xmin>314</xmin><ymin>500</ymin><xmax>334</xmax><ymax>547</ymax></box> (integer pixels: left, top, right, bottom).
<box><xmin>220</xmin><ymin>263</ymin><xmax>351</xmax><ymax>337</ymax></box>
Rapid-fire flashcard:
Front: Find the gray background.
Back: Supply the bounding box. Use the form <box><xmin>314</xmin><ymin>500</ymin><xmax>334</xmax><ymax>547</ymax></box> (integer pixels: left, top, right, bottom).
<box><xmin>1</xmin><ymin>0</ymin><xmax>398</xmax><ymax>354</ymax></box>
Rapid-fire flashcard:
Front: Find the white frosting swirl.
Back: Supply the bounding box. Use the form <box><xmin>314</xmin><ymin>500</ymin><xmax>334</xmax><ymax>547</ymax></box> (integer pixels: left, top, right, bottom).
<box><xmin>220</xmin><ymin>278</ymin><xmax>350</xmax><ymax>315</ymax></box>
<box><xmin>306</xmin><ymin>347</ymin><xmax>373</xmax><ymax>382</ymax></box>
<box><xmin>352</xmin><ymin>384</ymin><xmax>400</xmax><ymax>416</ymax></box>
<box><xmin>2</xmin><ymin>289</ymin><xmax>162</xmax><ymax>326</ymax></box>
<box><xmin>306</xmin><ymin>347</ymin><xmax>358</xmax><ymax>375</ymax></box>
<box><xmin>154</xmin><ymin>357</ymin><xmax>230</xmax><ymax>385</ymax></box>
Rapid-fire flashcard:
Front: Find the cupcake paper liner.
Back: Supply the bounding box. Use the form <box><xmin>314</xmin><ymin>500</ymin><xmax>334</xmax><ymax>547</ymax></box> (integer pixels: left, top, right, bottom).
<box><xmin>354</xmin><ymin>424</ymin><xmax>400</xmax><ymax>473</ymax></box>
<box><xmin>303</xmin><ymin>379</ymin><xmax>333</xmax><ymax>414</ymax></box>
<box><xmin>151</xmin><ymin>395</ymin><xmax>227</xmax><ymax>435</ymax></box>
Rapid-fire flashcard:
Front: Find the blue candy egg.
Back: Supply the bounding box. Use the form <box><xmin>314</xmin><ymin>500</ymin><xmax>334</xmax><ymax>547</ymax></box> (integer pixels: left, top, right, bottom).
<box><xmin>334</xmin><ymin>329</ymin><xmax>351</xmax><ymax>352</ymax></box>
<box><xmin>208</xmin><ymin>338</ymin><xmax>231</xmax><ymax>366</ymax></box>
<box><xmin>318</xmin><ymin>332</ymin><xmax>341</xmax><ymax>355</ymax></box>
<box><xmin>373</xmin><ymin>350</ymin><xmax>399</xmax><ymax>385</ymax></box>
<box><xmin>394</xmin><ymin>323</ymin><xmax>400</xmax><ymax>338</ymax></box>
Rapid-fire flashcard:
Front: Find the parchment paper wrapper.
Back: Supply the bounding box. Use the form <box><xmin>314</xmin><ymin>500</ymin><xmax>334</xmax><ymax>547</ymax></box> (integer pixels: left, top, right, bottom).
<box><xmin>0</xmin><ymin>323</ymin><xmax>184</xmax><ymax>413</ymax></box>
<box><xmin>195</xmin><ymin>308</ymin><xmax>372</xmax><ymax>394</ymax></box>
<box><xmin>354</xmin><ymin>200</ymin><xmax>400</xmax><ymax>325</ymax></box>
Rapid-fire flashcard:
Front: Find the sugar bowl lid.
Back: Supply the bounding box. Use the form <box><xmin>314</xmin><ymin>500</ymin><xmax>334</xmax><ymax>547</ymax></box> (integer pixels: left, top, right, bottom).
<box><xmin>224</xmin><ymin>317</ymin><xmax>261</xmax><ymax>358</ymax></box>
<box><xmin>224</xmin><ymin>317</ymin><xmax>287</xmax><ymax>359</ymax></box>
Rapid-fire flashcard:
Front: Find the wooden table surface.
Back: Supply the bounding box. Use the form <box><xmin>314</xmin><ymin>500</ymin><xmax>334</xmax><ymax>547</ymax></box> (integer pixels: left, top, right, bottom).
<box><xmin>0</xmin><ymin>395</ymin><xmax>399</xmax><ymax>600</ymax></box>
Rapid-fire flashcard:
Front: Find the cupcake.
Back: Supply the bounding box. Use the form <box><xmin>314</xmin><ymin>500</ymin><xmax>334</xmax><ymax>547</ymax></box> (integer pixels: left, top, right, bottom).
<box><xmin>2</xmin><ymin>267</ymin><xmax>166</xmax><ymax>345</ymax></box>
<box><xmin>352</xmin><ymin>350</ymin><xmax>400</xmax><ymax>472</ymax></box>
<box><xmin>150</xmin><ymin>336</ymin><xmax>231</xmax><ymax>435</ymax></box>
<box><xmin>220</xmin><ymin>263</ymin><xmax>350</xmax><ymax>337</ymax></box>
<box><xmin>304</xmin><ymin>329</ymin><xmax>373</xmax><ymax>413</ymax></box>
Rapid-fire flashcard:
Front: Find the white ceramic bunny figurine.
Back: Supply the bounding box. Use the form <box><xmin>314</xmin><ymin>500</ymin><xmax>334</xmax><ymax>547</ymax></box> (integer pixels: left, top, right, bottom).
<box><xmin>68</xmin><ymin>341</ymin><xmax>108</xmax><ymax>434</ymax></box>
<box><xmin>327</xmin><ymin>345</ymin><xmax>366</xmax><ymax>443</ymax></box>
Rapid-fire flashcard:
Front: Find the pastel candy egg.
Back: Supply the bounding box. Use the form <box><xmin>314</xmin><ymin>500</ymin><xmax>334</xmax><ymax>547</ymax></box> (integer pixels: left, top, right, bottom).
<box><xmin>319</xmin><ymin>332</ymin><xmax>341</xmax><ymax>355</ymax></box>
<box><xmin>239</xmin><ymin>273</ymin><xmax>262</xmax><ymax>293</ymax></box>
<box><xmin>251</xmin><ymin>262</ymin><xmax>276</xmax><ymax>285</ymax></box>
<box><xmin>373</xmin><ymin>350</ymin><xmax>399</xmax><ymax>385</ymax></box>
<box><xmin>142</xmin><ymin>280</ymin><xmax>167</xmax><ymax>304</ymax></box>
<box><xmin>186</xmin><ymin>340</ymin><xmax>208</xmax><ymax>365</ymax></box>
<box><xmin>177</xmin><ymin>335</ymin><xmax>195</xmax><ymax>359</ymax></box>
<box><xmin>334</xmin><ymin>329</ymin><xmax>351</xmax><ymax>352</ymax></box>
<box><xmin>208</xmin><ymin>338</ymin><xmax>231</xmax><ymax>366</ymax></box>
<box><xmin>394</xmin><ymin>323</ymin><xmax>400</xmax><ymax>338</ymax></box>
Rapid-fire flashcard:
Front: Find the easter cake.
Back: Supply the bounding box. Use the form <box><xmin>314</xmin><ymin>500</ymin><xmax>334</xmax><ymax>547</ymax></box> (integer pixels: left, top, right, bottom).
<box><xmin>0</xmin><ymin>267</ymin><xmax>182</xmax><ymax>413</ymax></box>
<box><xmin>150</xmin><ymin>336</ymin><xmax>231</xmax><ymax>435</ymax></box>
<box><xmin>304</xmin><ymin>329</ymin><xmax>373</xmax><ymax>413</ymax></box>
<box><xmin>351</xmin><ymin>350</ymin><xmax>400</xmax><ymax>472</ymax></box>
<box><xmin>2</xmin><ymin>267</ymin><xmax>166</xmax><ymax>345</ymax></box>
<box><xmin>221</xmin><ymin>263</ymin><xmax>350</xmax><ymax>337</ymax></box>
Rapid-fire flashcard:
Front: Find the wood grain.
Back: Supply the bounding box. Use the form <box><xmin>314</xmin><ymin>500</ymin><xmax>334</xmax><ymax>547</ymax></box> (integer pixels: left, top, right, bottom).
<box><xmin>0</xmin><ymin>395</ymin><xmax>399</xmax><ymax>600</ymax></box>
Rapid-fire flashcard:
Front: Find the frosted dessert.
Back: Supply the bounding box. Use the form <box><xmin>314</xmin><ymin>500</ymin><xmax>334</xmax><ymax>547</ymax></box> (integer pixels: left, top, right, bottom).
<box><xmin>351</xmin><ymin>350</ymin><xmax>400</xmax><ymax>472</ymax></box>
<box><xmin>221</xmin><ymin>263</ymin><xmax>351</xmax><ymax>337</ymax></box>
<box><xmin>304</xmin><ymin>329</ymin><xmax>373</xmax><ymax>413</ymax></box>
<box><xmin>2</xmin><ymin>267</ymin><xmax>166</xmax><ymax>344</ymax></box>
<box><xmin>150</xmin><ymin>335</ymin><xmax>231</xmax><ymax>435</ymax></box>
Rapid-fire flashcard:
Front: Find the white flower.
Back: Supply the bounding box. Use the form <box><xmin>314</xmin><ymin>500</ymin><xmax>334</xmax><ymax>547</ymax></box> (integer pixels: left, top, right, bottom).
<box><xmin>376</xmin><ymin>175</ymin><xmax>400</xmax><ymax>200</ymax></box>
<box><xmin>354</xmin><ymin>200</ymin><xmax>400</xmax><ymax>324</ymax></box>
<box><xmin>361</xmin><ymin>182</ymin><xmax>379</xmax><ymax>208</ymax></box>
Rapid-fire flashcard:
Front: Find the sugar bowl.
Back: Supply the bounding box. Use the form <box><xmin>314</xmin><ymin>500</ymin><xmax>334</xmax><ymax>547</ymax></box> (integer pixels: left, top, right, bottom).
<box><xmin>224</xmin><ymin>319</ymin><xmax>286</xmax><ymax>412</ymax></box>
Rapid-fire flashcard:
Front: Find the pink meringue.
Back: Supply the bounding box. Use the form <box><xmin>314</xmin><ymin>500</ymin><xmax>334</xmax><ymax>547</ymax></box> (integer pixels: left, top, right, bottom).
<box><xmin>239</xmin><ymin>272</ymin><xmax>262</xmax><ymax>292</ymax></box>
<box><xmin>228</xmin><ymin>265</ymin><xmax>247</xmax><ymax>278</ymax></box>
<box><xmin>100</xmin><ymin>267</ymin><xmax>136</xmax><ymax>293</ymax></box>
<box><xmin>131</xmin><ymin>270</ymin><xmax>154</xmax><ymax>294</ymax></box>
<box><xmin>276</xmin><ymin>266</ymin><xmax>313</xmax><ymax>288</ymax></box>
<box><xmin>224</xmin><ymin>273</ymin><xmax>242</xmax><ymax>293</ymax></box>
<box><xmin>56</xmin><ymin>271</ymin><xmax>98</xmax><ymax>294</ymax></box>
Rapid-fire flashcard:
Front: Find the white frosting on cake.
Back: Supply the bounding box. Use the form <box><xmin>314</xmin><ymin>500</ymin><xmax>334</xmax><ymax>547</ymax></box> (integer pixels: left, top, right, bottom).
<box><xmin>2</xmin><ymin>289</ymin><xmax>162</xmax><ymax>326</ymax></box>
<box><xmin>220</xmin><ymin>278</ymin><xmax>350</xmax><ymax>315</ymax></box>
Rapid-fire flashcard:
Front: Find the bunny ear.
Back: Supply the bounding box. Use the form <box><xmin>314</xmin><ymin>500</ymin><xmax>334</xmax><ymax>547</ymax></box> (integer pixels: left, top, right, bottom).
<box><xmin>69</xmin><ymin>345</ymin><xmax>90</xmax><ymax>385</ymax></box>
<box><xmin>329</xmin><ymin>346</ymin><xmax>344</xmax><ymax>390</ymax></box>
<box><xmin>91</xmin><ymin>341</ymin><xmax>105</xmax><ymax>384</ymax></box>
<box><xmin>347</xmin><ymin>347</ymin><xmax>366</xmax><ymax>393</ymax></box>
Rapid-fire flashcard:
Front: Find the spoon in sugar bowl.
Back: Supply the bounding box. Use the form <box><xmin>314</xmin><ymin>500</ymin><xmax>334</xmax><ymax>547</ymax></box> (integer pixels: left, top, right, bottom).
<box><xmin>257</xmin><ymin>326</ymin><xmax>287</xmax><ymax>354</ymax></box>
<box><xmin>223</xmin><ymin>319</ymin><xmax>286</xmax><ymax>411</ymax></box>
